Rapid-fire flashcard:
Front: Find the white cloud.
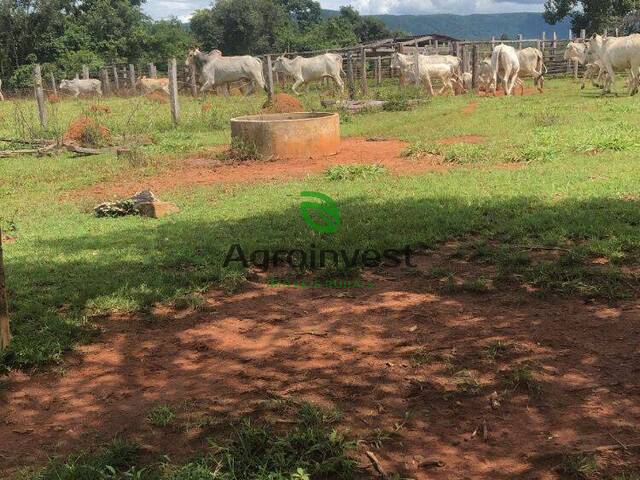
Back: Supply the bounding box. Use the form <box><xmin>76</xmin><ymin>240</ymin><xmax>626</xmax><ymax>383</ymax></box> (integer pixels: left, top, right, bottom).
<box><xmin>142</xmin><ymin>0</ymin><xmax>545</xmax><ymax>20</ymax></box>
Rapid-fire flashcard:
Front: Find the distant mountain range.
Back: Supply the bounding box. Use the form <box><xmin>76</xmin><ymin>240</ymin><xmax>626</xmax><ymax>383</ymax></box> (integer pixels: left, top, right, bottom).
<box><xmin>323</xmin><ymin>11</ymin><xmax>572</xmax><ymax>41</ymax></box>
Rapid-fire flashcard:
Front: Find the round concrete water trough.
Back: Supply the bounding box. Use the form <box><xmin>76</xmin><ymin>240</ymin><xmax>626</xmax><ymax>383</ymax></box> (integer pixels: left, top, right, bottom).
<box><xmin>230</xmin><ymin>112</ymin><xmax>340</xmax><ymax>160</ymax></box>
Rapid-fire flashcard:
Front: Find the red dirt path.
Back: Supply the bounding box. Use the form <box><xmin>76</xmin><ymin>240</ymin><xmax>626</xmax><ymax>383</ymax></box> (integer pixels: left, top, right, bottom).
<box><xmin>71</xmin><ymin>137</ymin><xmax>445</xmax><ymax>201</ymax></box>
<box><xmin>1</xmin><ymin>253</ymin><xmax>639</xmax><ymax>478</ymax></box>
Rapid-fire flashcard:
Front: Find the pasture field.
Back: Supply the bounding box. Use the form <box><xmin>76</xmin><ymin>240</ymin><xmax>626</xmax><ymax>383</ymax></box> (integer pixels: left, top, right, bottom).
<box><xmin>1</xmin><ymin>79</ymin><xmax>640</xmax><ymax>479</ymax></box>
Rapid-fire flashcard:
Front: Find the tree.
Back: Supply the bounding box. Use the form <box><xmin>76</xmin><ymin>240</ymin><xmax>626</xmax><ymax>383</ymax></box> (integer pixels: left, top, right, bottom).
<box><xmin>338</xmin><ymin>5</ymin><xmax>391</xmax><ymax>43</ymax></box>
<box><xmin>275</xmin><ymin>0</ymin><xmax>322</xmax><ymax>31</ymax></box>
<box><xmin>190</xmin><ymin>0</ymin><xmax>289</xmax><ymax>55</ymax></box>
<box><xmin>543</xmin><ymin>0</ymin><xmax>640</xmax><ymax>35</ymax></box>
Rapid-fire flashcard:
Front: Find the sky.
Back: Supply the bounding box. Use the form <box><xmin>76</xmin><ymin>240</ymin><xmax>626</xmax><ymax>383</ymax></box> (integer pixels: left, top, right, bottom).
<box><xmin>142</xmin><ymin>0</ymin><xmax>545</xmax><ymax>21</ymax></box>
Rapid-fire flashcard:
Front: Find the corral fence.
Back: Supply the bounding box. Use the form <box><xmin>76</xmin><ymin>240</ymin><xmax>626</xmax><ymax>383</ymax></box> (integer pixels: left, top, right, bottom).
<box><xmin>5</xmin><ymin>27</ymin><xmax>620</xmax><ymax>128</ymax></box>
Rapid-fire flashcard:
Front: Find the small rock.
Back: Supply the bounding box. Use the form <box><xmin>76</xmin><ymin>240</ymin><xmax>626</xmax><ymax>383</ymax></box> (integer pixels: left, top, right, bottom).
<box><xmin>130</xmin><ymin>190</ymin><xmax>158</xmax><ymax>205</ymax></box>
<box><xmin>136</xmin><ymin>201</ymin><xmax>180</xmax><ymax>219</ymax></box>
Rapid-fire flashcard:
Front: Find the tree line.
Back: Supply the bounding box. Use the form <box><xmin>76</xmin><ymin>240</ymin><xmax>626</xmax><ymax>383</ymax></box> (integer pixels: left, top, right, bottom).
<box><xmin>0</xmin><ymin>0</ymin><xmax>396</xmax><ymax>89</ymax></box>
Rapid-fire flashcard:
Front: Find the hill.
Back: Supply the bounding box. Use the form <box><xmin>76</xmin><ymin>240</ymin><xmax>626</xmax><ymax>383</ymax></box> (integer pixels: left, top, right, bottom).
<box><xmin>322</xmin><ymin>11</ymin><xmax>572</xmax><ymax>40</ymax></box>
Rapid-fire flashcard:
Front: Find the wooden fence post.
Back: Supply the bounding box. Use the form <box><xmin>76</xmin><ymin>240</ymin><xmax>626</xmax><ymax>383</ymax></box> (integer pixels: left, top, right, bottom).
<box><xmin>581</xmin><ymin>29</ymin><xmax>586</xmax><ymax>40</ymax></box>
<box><xmin>346</xmin><ymin>52</ymin><xmax>356</xmax><ymax>100</ymax></box>
<box><xmin>376</xmin><ymin>57</ymin><xmax>382</xmax><ymax>85</ymax></box>
<box><xmin>413</xmin><ymin>41</ymin><xmax>421</xmax><ymax>89</ymax></box>
<box><xmin>0</xmin><ymin>230</ymin><xmax>10</xmax><ymax>350</ymax></box>
<box><xmin>34</xmin><ymin>64</ymin><xmax>47</xmax><ymax>128</ymax></box>
<box><xmin>50</xmin><ymin>73</ymin><xmax>58</xmax><ymax>97</ymax></box>
<box><xmin>112</xmin><ymin>66</ymin><xmax>120</xmax><ymax>92</ymax></box>
<box><xmin>541</xmin><ymin>31</ymin><xmax>546</xmax><ymax>52</ymax></box>
<box><xmin>471</xmin><ymin>44</ymin><xmax>479</xmax><ymax>90</ymax></box>
<box><xmin>398</xmin><ymin>44</ymin><xmax>406</xmax><ymax>88</ymax></box>
<box><xmin>615</xmin><ymin>27</ymin><xmax>619</xmax><ymax>37</ymax></box>
<box><xmin>100</xmin><ymin>68</ymin><xmax>110</xmax><ymax>95</ymax></box>
<box><xmin>265</xmin><ymin>55</ymin><xmax>274</xmax><ymax>103</ymax></box>
<box><xmin>168</xmin><ymin>58</ymin><xmax>180</xmax><ymax>125</ymax></box>
<box><xmin>552</xmin><ymin>31</ymin><xmax>558</xmax><ymax>50</ymax></box>
<box><xmin>149</xmin><ymin>63</ymin><xmax>155</xmax><ymax>78</ymax></box>
<box><xmin>189</xmin><ymin>63</ymin><xmax>198</xmax><ymax>96</ymax></box>
<box><xmin>360</xmin><ymin>47</ymin><xmax>368</xmax><ymax>95</ymax></box>
<box><xmin>128</xmin><ymin>64</ymin><xmax>136</xmax><ymax>92</ymax></box>
<box><xmin>82</xmin><ymin>65</ymin><xmax>89</xmax><ymax>80</ymax></box>
<box><xmin>518</xmin><ymin>34</ymin><xmax>523</xmax><ymax>50</ymax></box>
<box><xmin>491</xmin><ymin>36</ymin><xmax>496</xmax><ymax>48</ymax></box>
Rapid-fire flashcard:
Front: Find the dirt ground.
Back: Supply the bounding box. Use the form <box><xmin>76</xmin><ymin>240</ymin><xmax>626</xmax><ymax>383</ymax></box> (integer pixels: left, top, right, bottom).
<box><xmin>1</xmin><ymin>247</ymin><xmax>639</xmax><ymax>478</ymax></box>
<box><xmin>70</xmin><ymin>138</ymin><xmax>446</xmax><ymax>201</ymax></box>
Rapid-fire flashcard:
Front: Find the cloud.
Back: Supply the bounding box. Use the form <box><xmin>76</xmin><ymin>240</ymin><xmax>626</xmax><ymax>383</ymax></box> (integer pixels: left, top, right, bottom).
<box><xmin>142</xmin><ymin>0</ymin><xmax>545</xmax><ymax>20</ymax></box>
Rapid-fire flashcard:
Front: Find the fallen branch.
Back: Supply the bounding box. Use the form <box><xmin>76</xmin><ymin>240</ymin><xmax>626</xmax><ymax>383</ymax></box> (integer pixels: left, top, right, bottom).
<box><xmin>0</xmin><ymin>143</ymin><xmax>58</xmax><ymax>158</ymax></box>
<box><xmin>365</xmin><ymin>451</ymin><xmax>388</xmax><ymax>479</ymax></box>
<box><xmin>0</xmin><ymin>136</ymin><xmax>54</xmax><ymax>146</ymax></box>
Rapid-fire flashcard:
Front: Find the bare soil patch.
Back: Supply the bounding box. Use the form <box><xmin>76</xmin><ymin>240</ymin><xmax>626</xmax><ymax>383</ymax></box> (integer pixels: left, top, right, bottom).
<box><xmin>462</xmin><ymin>101</ymin><xmax>477</xmax><ymax>114</ymax></box>
<box><xmin>1</xmin><ymin>254</ymin><xmax>639</xmax><ymax>478</ymax></box>
<box><xmin>70</xmin><ymin>138</ymin><xmax>445</xmax><ymax>201</ymax></box>
<box><xmin>438</xmin><ymin>135</ymin><xmax>485</xmax><ymax>145</ymax></box>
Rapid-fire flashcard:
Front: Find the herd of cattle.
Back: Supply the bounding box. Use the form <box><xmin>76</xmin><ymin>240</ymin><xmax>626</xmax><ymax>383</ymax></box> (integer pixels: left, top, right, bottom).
<box><xmin>0</xmin><ymin>33</ymin><xmax>638</xmax><ymax>101</ymax></box>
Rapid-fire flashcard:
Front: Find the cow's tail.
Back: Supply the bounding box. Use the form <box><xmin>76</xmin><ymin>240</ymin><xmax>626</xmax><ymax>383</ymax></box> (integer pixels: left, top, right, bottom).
<box><xmin>538</xmin><ymin>51</ymin><xmax>548</xmax><ymax>75</ymax></box>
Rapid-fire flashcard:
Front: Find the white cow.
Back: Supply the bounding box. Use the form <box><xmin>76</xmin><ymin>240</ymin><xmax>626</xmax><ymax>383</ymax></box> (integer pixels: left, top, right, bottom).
<box><xmin>420</xmin><ymin>53</ymin><xmax>463</xmax><ymax>75</ymax></box>
<box><xmin>589</xmin><ymin>34</ymin><xmax>640</xmax><ymax>95</ymax></box>
<box><xmin>186</xmin><ymin>48</ymin><xmax>265</xmax><ymax>95</ymax></box>
<box><xmin>517</xmin><ymin>47</ymin><xmax>546</xmax><ymax>92</ymax></box>
<box><xmin>491</xmin><ymin>44</ymin><xmax>520</xmax><ymax>96</ymax></box>
<box><xmin>391</xmin><ymin>52</ymin><xmax>463</xmax><ymax>96</ymax></box>
<box><xmin>564</xmin><ymin>41</ymin><xmax>588</xmax><ymax>80</ymax></box>
<box><xmin>581</xmin><ymin>60</ymin><xmax>607</xmax><ymax>89</ymax></box>
<box><xmin>272</xmin><ymin>53</ymin><xmax>344</xmax><ymax>95</ymax></box>
<box><xmin>59</xmin><ymin>78</ymin><xmax>102</xmax><ymax>98</ymax></box>
<box><xmin>478</xmin><ymin>58</ymin><xmax>493</xmax><ymax>91</ymax></box>
<box><xmin>138</xmin><ymin>76</ymin><xmax>170</xmax><ymax>95</ymax></box>
<box><xmin>461</xmin><ymin>72</ymin><xmax>472</xmax><ymax>91</ymax></box>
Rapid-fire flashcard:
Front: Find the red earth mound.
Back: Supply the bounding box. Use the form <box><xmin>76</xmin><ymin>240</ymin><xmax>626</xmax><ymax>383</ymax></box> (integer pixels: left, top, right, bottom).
<box><xmin>63</xmin><ymin>116</ymin><xmax>111</xmax><ymax>148</ymax></box>
<box><xmin>262</xmin><ymin>93</ymin><xmax>304</xmax><ymax>113</ymax></box>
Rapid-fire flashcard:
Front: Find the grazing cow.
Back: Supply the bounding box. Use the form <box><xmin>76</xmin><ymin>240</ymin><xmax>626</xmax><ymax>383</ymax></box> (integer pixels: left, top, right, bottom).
<box><xmin>564</xmin><ymin>41</ymin><xmax>588</xmax><ymax>80</ymax></box>
<box><xmin>589</xmin><ymin>34</ymin><xmax>640</xmax><ymax>95</ymax></box>
<box><xmin>478</xmin><ymin>58</ymin><xmax>493</xmax><ymax>91</ymax></box>
<box><xmin>391</xmin><ymin>52</ymin><xmax>463</xmax><ymax>96</ymax></box>
<box><xmin>491</xmin><ymin>44</ymin><xmax>520</xmax><ymax>96</ymax></box>
<box><xmin>272</xmin><ymin>53</ymin><xmax>344</xmax><ymax>95</ymax></box>
<box><xmin>138</xmin><ymin>76</ymin><xmax>170</xmax><ymax>95</ymax></box>
<box><xmin>517</xmin><ymin>47</ymin><xmax>546</xmax><ymax>93</ymax></box>
<box><xmin>461</xmin><ymin>72</ymin><xmax>472</xmax><ymax>91</ymax></box>
<box><xmin>0</xmin><ymin>79</ymin><xmax>3</xmax><ymax>101</ymax></box>
<box><xmin>186</xmin><ymin>48</ymin><xmax>265</xmax><ymax>95</ymax></box>
<box><xmin>59</xmin><ymin>78</ymin><xmax>102</xmax><ymax>98</ymax></box>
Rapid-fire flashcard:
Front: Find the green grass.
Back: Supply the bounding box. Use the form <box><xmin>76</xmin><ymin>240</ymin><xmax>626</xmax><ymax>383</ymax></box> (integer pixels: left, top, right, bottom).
<box><xmin>3</xmin><ymin>78</ymin><xmax>640</xmax><ymax>369</ymax></box>
<box><xmin>324</xmin><ymin>164</ymin><xmax>386</xmax><ymax>181</ymax></box>
<box><xmin>18</xmin><ymin>403</ymin><xmax>355</xmax><ymax>480</ymax></box>
<box><xmin>146</xmin><ymin>404</ymin><xmax>176</xmax><ymax>427</ymax></box>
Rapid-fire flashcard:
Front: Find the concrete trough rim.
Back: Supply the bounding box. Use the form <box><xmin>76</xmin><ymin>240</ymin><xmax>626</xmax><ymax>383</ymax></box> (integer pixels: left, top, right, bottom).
<box><xmin>230</xmin><ymin>112</ymin><xmax>338</xmax><ymax>124</ymax></box>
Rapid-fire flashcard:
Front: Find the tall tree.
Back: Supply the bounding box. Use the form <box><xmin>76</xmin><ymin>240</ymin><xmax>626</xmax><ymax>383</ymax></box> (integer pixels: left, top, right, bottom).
<box><xmin>544</xmin><ymin>0</ymin><xmax>640</xmax><ymax>34</ymax></box>
<box><xmin>190</xmin><ymin>0</ymin><xmax>289</xmax><ymax>55</ymax></box>
<box><xmin>275</xmin><ymin>0</ymin><xmax>322</xmax><ymax>31</ymax></box>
